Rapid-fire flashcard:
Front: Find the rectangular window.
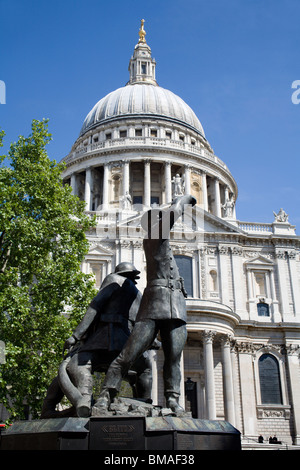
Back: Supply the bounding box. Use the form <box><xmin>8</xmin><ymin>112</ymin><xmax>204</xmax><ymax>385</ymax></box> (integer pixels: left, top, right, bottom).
<box><xmin>105</xmin><ymin>133</ymin><xmax>112</xmax><ymax>140</ymax></box>
<box><xmin>135</xmin><ymin>129</ymin><xmax>142</xmax><ymax>137</ymax></box>
<box><xmin>151</xmin><ymin>196</ymin><xmax>160</xmax><ymax>206</ymax></box>
<box><xmin>174</xmin><ymin>255</ymin><xmax>193</xmax><ymax>297</ymax></box>
<box><xmin>120</xmin><ymin>130</ymin><xmax>127</xmax><ymax>138</ymax></box>
<box><xmin>141</xmin><ymin>62</ymin><xmax>147</xmax><ymax>74</ymax></box>
<box><xmin>133</xmin><ymin>195</ymin><xmax>143</xmax><ymax>205</ymax></box>
<box><xmin>150</xmin><ymin>129</ymin><xmax>157</xmax><ymax>137</ymax></box>
<box><xmin>257</xmin><ymin>302</ymin><xmax>270</xmax><ymax>316</ymax></box>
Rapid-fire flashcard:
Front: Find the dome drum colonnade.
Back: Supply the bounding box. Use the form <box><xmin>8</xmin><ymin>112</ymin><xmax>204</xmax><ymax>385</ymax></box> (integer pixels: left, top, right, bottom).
<box><xmin>64</xmin><ymin>133</ymin><xmax>237</xmax><ymax>219</ymax></box>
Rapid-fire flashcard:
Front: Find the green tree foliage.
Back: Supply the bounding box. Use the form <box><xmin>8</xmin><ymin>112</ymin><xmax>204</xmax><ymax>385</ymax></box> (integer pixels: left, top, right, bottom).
<box><xmin>0</xmin><ymin>120</ymin><xmax>97</xmax><ymax>420</ymax></box>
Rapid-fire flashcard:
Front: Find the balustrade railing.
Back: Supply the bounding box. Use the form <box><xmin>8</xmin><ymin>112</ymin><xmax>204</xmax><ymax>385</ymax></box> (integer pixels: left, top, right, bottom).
<box><xmin>238</xmin><ymin>221</ymin><xmax>273</xmax><ymax>233</ymax></box>
<box><xmin>63</xmin><ymin>136</ymin><xmax>228</xmax><ymax>169</ymax></box>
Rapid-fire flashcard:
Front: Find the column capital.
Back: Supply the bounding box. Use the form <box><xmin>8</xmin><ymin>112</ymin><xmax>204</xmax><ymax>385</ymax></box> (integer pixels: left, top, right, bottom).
<box><xmin>202</xmin><ymin>329</ymin><xmax>216</xmax><ymax>344</ymax></box>
<box><xmin>286</xmin><ymin>343</ymin><xmax>300</xmax><ymax>356</ymax></box>
<box><xmin>220</xmin><ymin>334</ymin><xmax>234</xmax><ymax>348</ymax></box>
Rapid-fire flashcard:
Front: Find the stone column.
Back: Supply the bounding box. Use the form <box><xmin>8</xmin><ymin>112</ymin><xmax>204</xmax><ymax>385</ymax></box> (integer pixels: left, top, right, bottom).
<box><xmin>144</xmin><ymin>159</ymin><xmax>151</xmax><ymax>207</ymax></box>
<box><xmin>201</xmin><ymin>172</ymin><xmax>208</xmax><ymax>211</ymax></box>
<box><xmin>122</xmin><ymin>160</ymin><xmax>130</xmax><ymax>196</ymax></box>
<box><xmin>164</xmin><ymin>161</ymin><xmax>172</xmax><ymax>203</ymax></box>
<box><xmin>84</xmin><ymin>167</ymin><xmax>92</xmax><ymax>211</ymax></box>
<box><xmin>70</xmin><ymin>173</ymin><xmax>78</xmax><ymax>197</ymax></box>
<box><xmin>179</xmin><ymin>353</ymin><xmax>185</xmax><ymax>408</ymax></box>
<box><xmin>184</xmin><ymin>165</ymin><xmax>191</xmax><ymax>195</ymax></box>
<box><xmin>220</xmin><ymin>335</ymin><xmax>235</xmax><ymax>426</ymax></box>
<box><xmin>214</xmin><ymin>178</ymin><xmax>221</xmax><ymax>218</ymax></box>
<box><xmin>203</xmin><ymin>330</ymin><xmax>216</xmax><ymax>419</ymax></box>
<box><xmin>102</xmin><ymin>164</ymin><xmax>109</xmax><ymax>210</ymax></box>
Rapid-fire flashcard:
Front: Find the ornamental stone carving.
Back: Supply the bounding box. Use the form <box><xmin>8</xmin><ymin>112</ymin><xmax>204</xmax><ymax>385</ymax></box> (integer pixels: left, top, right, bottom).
<box><xmin>218</xmin><ymin>245</ymin><xmax>230</xmax><ymax>255</ymax></box>
<box><xmin>285</xmin><ymin>344</ymin><xmax>300</xmax><ymax>356</ymax></box>
<box><xmin>257</xmin><ymin>405</ymin><xmax>291</xmax><ymax>420</ymax></box>
<box><xmin>235</xmin><ymin>341</ymin><xmax>255</xmax><ymax>355</ymax></box>
<box><xmin>231</xmin><ymin>246</ymin><xmax>243</xmax><ymax>256</ymax></box>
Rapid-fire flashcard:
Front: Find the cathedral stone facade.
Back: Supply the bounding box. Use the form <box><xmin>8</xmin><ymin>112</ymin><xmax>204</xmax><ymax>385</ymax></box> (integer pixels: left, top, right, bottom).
<box><xmin>61</xmin><ymin>21</ymin><xmax>300</xmax><ymax>449</ymax></box>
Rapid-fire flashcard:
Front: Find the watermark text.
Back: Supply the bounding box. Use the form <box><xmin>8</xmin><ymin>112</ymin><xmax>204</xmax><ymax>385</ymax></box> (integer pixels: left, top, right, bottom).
<box><xmin>291</xmin><ymin>80</ymin><xmax>300</xmax><ymax>104</ymax></box>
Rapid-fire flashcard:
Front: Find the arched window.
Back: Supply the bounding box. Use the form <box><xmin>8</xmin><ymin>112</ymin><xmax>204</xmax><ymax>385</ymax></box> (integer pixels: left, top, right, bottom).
<box><xmin>258</xmin><ymin>354</ymin><xmax>282</xmax><ymax>404</ymax></box>
<box><xmin>174</xmin><ymin>255</ymin><xmax>193</xmax><ymax>297</ymax></box>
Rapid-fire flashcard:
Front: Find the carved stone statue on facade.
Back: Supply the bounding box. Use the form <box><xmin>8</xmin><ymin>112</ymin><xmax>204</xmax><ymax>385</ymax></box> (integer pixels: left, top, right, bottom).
<box><xmin>41</xmin><ymin>262</ymin><xmax>153</xmax><ymax>419</ymax></box>
<box><xmin>120</xmin><ymin>191</ymin><xmax>132</xmax><ymax>210</ymax></box>
<box><xmin>172</xmin><ymin>174</ymin><xmax>184</xmax><ymax>197</ymax></box>
<box><xmin>273</xmin><ymin>208</ymin><xmax>289</xmax><ymax>223</ymax></box>
<box><xmin>222</xmin><ymin>195</ymin><xmax>235</xmax><ymax>218</ymax></box>
<box><xmin>95</xmin><ymin>195</ymin><xmax>196</xmax><ymax>415</ymax></box>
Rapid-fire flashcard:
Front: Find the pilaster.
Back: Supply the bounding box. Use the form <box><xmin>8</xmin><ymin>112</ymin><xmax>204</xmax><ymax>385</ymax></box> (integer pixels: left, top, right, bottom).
<box><xmin>236</xmin><ymin>342</ymin><xmax>258</xmax><ymax>439</ymax></box>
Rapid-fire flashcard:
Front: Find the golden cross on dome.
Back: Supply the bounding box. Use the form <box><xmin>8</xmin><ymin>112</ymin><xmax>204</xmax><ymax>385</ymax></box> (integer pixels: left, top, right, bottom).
<box><xmin>138</xmin><ymin>19</ymin><xmax>146</xmax><ymax>43</ymax></box>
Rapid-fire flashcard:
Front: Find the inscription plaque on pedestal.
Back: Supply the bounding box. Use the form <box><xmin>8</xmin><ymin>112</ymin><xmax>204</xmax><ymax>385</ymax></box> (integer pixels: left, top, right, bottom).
<box><xmin>89</xmin><ymin>417</ymin><xmax>145</xmax><ymax>450</ymax></box>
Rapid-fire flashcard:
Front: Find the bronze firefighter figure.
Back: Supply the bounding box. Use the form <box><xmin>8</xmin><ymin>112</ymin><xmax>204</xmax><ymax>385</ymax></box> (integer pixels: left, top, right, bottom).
<box><xmin>41</xmin><ymin>262</ymin><xmax>153</xmax><ymax>418</ymax></box>
<box><xmin>96</xmin><ymin>194</ymin><xmax>196</xmax><ymax>414</ymax></box>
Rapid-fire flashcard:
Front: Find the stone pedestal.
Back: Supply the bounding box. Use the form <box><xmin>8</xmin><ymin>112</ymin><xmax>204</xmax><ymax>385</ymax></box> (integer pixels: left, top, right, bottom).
<box><xmin>0</xmin><ymin>416</ymin><xmax>241</xmax><ymax>451</ymax></box>
<box><xmin>0</xmin><ymin>417</ymin><xmax>89</xmax><ymax>450</ymax></box>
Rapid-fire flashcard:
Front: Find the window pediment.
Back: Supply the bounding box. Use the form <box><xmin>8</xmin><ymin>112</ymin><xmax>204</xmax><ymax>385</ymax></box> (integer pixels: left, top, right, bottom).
<box><xmin>88</xmin><ymin>243</ymin><xmax>114</xmax><ymax>257</ymax></box>
<box><xmin>244</xmin><ymin>255</ymin><xmax>274</xmax><ymax>270</ymax></box>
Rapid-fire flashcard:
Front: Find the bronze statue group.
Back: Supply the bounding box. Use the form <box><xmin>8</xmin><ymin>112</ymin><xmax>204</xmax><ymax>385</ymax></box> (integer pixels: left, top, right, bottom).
<box><xmin>41</xmin><ymin>195</ymin><xmax>196</xmax><ymax>419</ymax></box>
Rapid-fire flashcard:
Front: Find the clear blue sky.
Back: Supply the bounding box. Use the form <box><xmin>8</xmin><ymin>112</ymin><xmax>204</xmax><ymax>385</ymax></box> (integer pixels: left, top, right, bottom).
<box><xmin>1</xmin><ymin>0</ymin><xmax>300</xmax><ymax>225</ymax></box>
